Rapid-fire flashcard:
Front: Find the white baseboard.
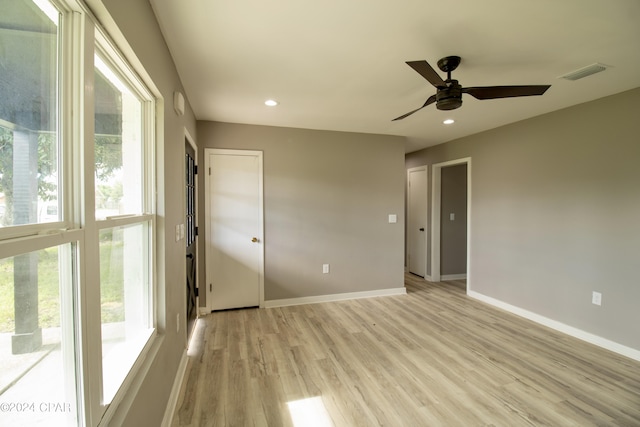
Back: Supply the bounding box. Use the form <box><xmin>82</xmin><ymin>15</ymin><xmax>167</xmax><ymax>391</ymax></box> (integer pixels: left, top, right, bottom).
<box><xmin>161</xmin><ymin>350</ymin><xmax>188</xmax><ymax>427</ymax></box>
<box><xmin>264</xmin><ymin>287</ymin><xmax>407</xmax><ymax>308</ymax></box>
<box><xmin>441</xmin><ymin>274</ymin><xmax>467</xmax><ymax>280</ymax></box>
<box><xmin>468</xmin><ymin>290</ymin><xmax>640</xmax><ymax>362</ymax></box>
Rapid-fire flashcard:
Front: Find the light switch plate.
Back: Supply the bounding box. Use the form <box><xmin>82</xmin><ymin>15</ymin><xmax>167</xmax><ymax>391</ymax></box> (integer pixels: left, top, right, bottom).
<box><xmin>323</xmin><ymin>264</ymin><xmax>330</xmax><ymax>274</ymax></box>
<box><xmin>388</xmin><ymin>214</ymin><xmax>397</xmax><ymax>223</ymax></box>
<box><xmin>592</xmin><ymin>291</ymin><xmax>602</xmax><ymax>306</ymax></box>
<box><xmin>450</xmin><ymin>213</ymin><xmax>455</xmax><ymax>221</ymax></box>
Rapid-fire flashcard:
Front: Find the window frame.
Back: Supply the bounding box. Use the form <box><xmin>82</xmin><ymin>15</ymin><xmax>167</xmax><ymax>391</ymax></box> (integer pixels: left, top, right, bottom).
<box><xmin>85</xmin><ymin>15</ymin><xmax>159</xmax><ymax>423</ymax></box>
<box><xmin>0</xmin><ymin>0</ymin><xmax>66</xmax><ymax>241</ymax></box>
<box><xmin>0</xmin><ymin>0</ymin><xmax>161</xmax><ymax>425</ymax></box>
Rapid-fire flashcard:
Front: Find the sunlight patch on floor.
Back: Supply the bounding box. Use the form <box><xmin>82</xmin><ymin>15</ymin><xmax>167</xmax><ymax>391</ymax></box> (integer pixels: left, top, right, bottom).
<box><xmin>187</xmin><ymin>318</ymin><xmax>203</xmax><ymax>357</ymax></box>
<box><xmin>287</xmin><ymin>396</ymin><xmax>334</xmax><ymax>427</ymax></box>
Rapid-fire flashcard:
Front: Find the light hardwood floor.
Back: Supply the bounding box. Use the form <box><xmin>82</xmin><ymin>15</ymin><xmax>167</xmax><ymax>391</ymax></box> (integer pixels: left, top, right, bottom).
<box><xmin>171</xmin><ymin>274</ymin><xmax>640</xmax><ymax>426</ymax></box>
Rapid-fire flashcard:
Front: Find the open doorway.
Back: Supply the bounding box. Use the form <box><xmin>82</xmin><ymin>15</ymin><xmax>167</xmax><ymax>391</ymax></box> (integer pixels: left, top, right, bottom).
<box><xmin>407</xmin><ymin>166</ymin><xmax>428</xmax><ymax>277</ymax></box>
<box><xmin>431</xmin><ymin>158</ymin><xmax>471</xmax><ymax>291</ymax></box>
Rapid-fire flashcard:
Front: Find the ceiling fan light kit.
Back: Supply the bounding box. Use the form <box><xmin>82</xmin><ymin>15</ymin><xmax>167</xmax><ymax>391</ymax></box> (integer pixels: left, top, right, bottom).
<box><xmin>393</xmin><ymin>55</ymin><xmax>551</xmax><ymax>121</ymax></box>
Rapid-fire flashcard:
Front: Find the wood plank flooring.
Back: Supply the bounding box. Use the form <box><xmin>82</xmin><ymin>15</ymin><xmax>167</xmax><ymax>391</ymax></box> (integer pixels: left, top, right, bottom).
<box><xmin>171</xmin><ymin>274</ymin><xmax>640</xmax><ymax>426</ymax></box>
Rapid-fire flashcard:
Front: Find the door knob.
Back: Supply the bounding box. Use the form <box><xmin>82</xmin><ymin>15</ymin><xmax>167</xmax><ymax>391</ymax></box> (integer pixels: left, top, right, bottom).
<box><xmin>252</xmin><ymin>237</ymin><xmax>259</xmax><ymax>242</ymax></box>
<box><xmin>419</xmin><ymin>228</ymin><xmax>425</xmax><ymax>231</ymax></box>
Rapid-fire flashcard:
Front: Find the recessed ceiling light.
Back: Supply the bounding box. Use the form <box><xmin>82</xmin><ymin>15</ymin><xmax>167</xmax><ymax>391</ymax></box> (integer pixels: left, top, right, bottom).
<box><xmin>443</xmin><ymin>119</ymin><xmax>455</xmax><ymax>125</ymax></box>
<box><xmin>265</xmin><ymin>99</ymin><xmax>278</xmax><ymax>106</ymax></box>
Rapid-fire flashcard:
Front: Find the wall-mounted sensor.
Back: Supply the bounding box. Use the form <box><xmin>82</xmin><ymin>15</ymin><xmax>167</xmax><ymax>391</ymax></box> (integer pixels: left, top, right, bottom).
<box><xmin>174</xmin><ymin>91</ymin><xmax>185</xmax><ymax>116</ymax></box>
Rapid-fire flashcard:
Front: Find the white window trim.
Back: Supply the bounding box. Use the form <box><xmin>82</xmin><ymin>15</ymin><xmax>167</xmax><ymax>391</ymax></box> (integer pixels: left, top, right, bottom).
<box><xmin>0</xmin><ymin>0</ymin><xmax>164</xmax><ymax>425</ymax></box>
<box><xmin>87</xmin><ymin>19</ymin><xmax>159</xmax><ymax>425</ymax></box>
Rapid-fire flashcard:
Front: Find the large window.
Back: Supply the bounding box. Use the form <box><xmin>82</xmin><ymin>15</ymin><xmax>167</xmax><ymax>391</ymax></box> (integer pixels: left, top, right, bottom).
<box><xmin>0</xmin><ymin>0</ymin><xmax>60</xmax><ymax>230</ymax></box>
<box><xmin>99</xmin><ymin>223</ymin><xmax>152</xmax><ymax>402</ymax></box>
<box><xmin>0</xmin><ymin>0</ymin><xmax>158</xmax><ymax>425</ymax></box>
<box><xmin>94</xmin><ymin>53</ymin><xmax>144</xmax><ymax>220</ymax></box>
<box><xmin>0</xmin><ymin>244</ymin><xmax>78</xmax><ymax>426</ymax></box>
<box><xmin>0</xmin><ymin>2</ymin><xmax>76</xmax><ymax>426</ymax></box>
<box><xmin>93</xmin><ymin>50</ymin><xmax>155</xmax><ymax>404</ymax></box>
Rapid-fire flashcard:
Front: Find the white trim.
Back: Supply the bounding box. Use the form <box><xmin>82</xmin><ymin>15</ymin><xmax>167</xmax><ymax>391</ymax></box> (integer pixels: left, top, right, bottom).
<box><xmin>161</xmin><ymin>350</ymin><xmax>188</xmax><ymax>427</ymax></box>
<box><xmin>0</xmin><ymin>229</ymin><xmax>83</xmax><ymax>260</ymax></box>
<box><xmin>468</xmin><ymin>291</ymin><xmax>640</xmax><ymax>362</ymax></box>
<box><xmin>204</xmin><ymin>150</ymin><xmax>212</xmax><ymax>313</ymax></box>
<box><xmin>406</xmin><ymin>165</ymin><xmax>428</xmax><ymax>278</ymax></box>
<box><xmin>264</xmin><ymin>287</ymin><xmax>407</xmax><ymax>308</ymax></box>
<box><xmin>100</xmin><ymin>334</ymin><xmax>163</xmax><ymax>425</ymax></box>
<box><xmin>441</xmin><ymin>274</ymin><xmax>467</xmax><ymax>281</ymax></box>
<box><xmin>431</xmin><ymin>158</ymin><xmax>471</xmax><ymax>290</ymax></box>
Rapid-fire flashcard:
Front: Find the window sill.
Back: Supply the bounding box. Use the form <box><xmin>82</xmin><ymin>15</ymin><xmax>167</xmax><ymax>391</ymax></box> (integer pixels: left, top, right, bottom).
<box><xmin>99</xmin><ymin>329</ymin><xmax>162</xmax><ymax>425</ymax></box>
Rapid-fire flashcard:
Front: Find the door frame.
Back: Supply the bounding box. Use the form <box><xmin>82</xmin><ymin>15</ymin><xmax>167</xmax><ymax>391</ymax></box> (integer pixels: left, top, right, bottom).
<box><xmin>183</xmin><ymin>129</ymin><xmax>200</xmax><ymax>337</ymax></box>
<box><xmin>204</xmin><ymin>148</ymin><xmax>265</xmax><ymax>311</ymax></box>
<box><xmin>431</xmin><ymin>157</ymin><xmax>471</xmax><ymax>291</ymax></box>
<box><xmin>407</xmin><ymin>165</ymin><xmax>428</xmax><ymax>278</ymax></box>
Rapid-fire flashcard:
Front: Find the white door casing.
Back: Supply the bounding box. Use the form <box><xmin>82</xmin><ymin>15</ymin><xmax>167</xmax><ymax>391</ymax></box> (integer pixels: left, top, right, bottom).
<box><xmin>407</xmin><ymin>166</ymin><xmax>428</xmax><ymax>277</ymax></box>
<box><xmin>205</xmin><ymin>149</ymin><xmax>264</xmax><ymax>311</ymax></box>
<box><xmin>431</xmin><ymin>157</ymin><xmax>471</xmax><ymax>289</ymax></box>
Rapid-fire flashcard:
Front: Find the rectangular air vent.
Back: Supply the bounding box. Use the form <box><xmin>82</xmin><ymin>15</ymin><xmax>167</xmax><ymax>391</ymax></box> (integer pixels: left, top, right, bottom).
<box><xmin>560</xmin><ymin>63</ymin><xmax>608</xmax><ymax>81</ymax></box>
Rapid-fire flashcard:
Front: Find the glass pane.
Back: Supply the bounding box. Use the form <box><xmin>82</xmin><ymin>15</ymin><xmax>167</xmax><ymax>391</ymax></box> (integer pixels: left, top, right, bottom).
<box><xmin>94</xmin><ymin>55</ymin><xmax>143</xmax><ymax>220</ymax></box>
<box><xmin>0</xmin><ymin>0</ymin><xmax>60</xmax><ymax>228</ymax></box>
<box><xmin>0</xmin><ymin>244</ymin><xmax>77</xmax><ymax>426</ymax></box>
<box><xmin>99</xmin><ymin>223</ymin><xmax>152</xmax><ymax>403</ymax></box>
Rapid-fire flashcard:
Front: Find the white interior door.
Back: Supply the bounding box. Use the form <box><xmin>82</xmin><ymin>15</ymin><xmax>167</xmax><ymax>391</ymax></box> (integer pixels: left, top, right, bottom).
<box><xmin>207</xmin><ymin>149</ymin><xmax>263</xmax><ymax>310</ymax></box>
<box><xmin>408</xmin><ymin>166</ymin><xmax>427</xmax><ymax>277</ymax></box>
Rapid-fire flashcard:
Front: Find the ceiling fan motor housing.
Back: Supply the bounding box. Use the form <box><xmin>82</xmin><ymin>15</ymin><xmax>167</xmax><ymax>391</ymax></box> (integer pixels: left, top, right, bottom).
<box><xmin>436</xmin><ymin>80</ymin><xmax>463</xmax><ymax>110</ymax></box>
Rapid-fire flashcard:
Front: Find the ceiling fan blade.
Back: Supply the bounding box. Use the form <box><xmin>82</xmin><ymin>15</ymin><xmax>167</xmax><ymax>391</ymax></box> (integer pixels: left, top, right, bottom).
<box><xmin>392</xmin><ymin>95</ymin><xmax>437</xmax><ymax>121</ymax></box>
<box><xmin>406</xmin><ymin>61</ymin><xmax>447</xmax><ymax>88</ymax></box>
<box><xmin>462</xmin><ymin>85</ymin><xmax>550</xmax><ymax>100</ymax></box>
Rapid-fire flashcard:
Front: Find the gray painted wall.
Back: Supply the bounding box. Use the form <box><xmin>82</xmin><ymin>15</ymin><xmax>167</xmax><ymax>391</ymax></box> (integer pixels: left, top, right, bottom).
<box><xmin>441</xmin><ymin>164</ymin><xmax>467</xmax><ymax>276</ymax></box>
<box><xmin>197</xmin><ymin>122</ymin><xmax>406</xmax><ymax>302</ymax></box>
<box><xmin>406</xmin><ymin>87</ymin><xmax>640</xmax><ymax>352</ymax></box>
<box><xmin>79</xmin><ymin>2</ymin><xmax>640</xmax><ymax>424</ymax></box>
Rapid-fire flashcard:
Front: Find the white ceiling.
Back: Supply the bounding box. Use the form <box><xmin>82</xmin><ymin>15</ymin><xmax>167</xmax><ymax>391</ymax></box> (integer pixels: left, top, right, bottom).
<box><xmin>149</xmin><ymin>0</ymin><xmax>640</xmax><ymax>153</ymax></box>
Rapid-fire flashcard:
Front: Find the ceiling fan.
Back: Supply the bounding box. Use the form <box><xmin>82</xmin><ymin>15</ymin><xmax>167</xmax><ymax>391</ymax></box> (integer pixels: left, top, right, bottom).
<box><xmin>393</xmin><ymin>56</ymin><xmax>551</xmax><ymax>121</ymax></box>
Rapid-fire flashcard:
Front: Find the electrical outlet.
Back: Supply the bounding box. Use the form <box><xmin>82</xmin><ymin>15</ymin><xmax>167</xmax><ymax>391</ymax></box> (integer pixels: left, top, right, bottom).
<box><xmin>322</xmin><ymin>264</ymin><xmax>330</xmax><ymax>274</ymax></box>
<box><xmin>592</xmin><ymin>291</ymin><xmax>602</xmax><ymax>306</ymax></box>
